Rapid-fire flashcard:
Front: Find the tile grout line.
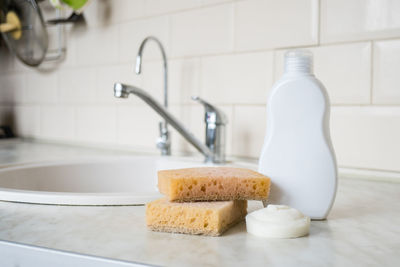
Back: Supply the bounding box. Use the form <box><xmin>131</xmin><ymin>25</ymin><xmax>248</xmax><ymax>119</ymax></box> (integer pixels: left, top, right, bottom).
<box><xmin>231</xmin><ymin>104</ymin><xmax>236</xmax><ymax>157</ymax></box>
<box><xmin>370</xmin><ymin>40</ymin><xmax>374</xmax><ymax>105</ymax></box>
<box><xmin>72</xmin><ymin>104</ymin><xmax>77</xmax><ymax>142</ymax></box>
<box><xmin>317</xmin><ymin>0</ymin><xmax>322</xmax><ymax>45</ymax></box>
<box><xmin>232</xmin><ymin>1</ymin><xmax>237</xmax><ymax>53</ymax></box>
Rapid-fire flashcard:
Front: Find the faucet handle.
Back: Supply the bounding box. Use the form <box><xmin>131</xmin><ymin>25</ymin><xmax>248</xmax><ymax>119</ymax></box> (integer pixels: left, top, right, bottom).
<box><xmin>191</xmin><ymin>96</ymin><xmax>228</xmax><ymax>125</ymax></box>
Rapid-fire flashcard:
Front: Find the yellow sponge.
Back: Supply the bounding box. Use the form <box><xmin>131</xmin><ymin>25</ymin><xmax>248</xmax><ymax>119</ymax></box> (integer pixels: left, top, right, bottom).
<box><xmin>158</xmin><ymin>167</ymin><xmax>270</xmax><ymax>202</ymax></box>
<box><xmin>146</xmin><ymin>198</ymin><xmax>247</xmax><ymax>236</ymax></box>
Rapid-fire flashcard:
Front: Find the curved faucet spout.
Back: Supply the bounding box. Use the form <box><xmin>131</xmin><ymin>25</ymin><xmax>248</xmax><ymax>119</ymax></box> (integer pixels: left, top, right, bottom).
<box><xmin>135</xmin><ymin>36</ymin><xmax>168</xmax><ymax>109</ymax></box>
<box><xmin>114</xmin><ymin>83</ymin><xmax>213</xmax><ymax>161</ymax></box>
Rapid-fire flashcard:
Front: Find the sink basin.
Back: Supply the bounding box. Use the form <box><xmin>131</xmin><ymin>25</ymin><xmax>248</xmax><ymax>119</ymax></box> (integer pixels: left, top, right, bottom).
<box><xmin>0</xmin><ymin>155</ymin><xmax>232</xmax><ymax>206</ymax></box>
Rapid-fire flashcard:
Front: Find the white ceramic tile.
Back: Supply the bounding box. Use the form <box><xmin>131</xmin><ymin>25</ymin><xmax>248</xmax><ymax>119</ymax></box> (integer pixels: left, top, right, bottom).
<box><xmin>140</xmin><ymin>58</ymin><xmax>200</xmax><ymax>105</ymax></box>
<box><xmin>169</xmin><ymin>105</ymin><xmax>203</xmax><ymax>154</ymax></box>
<box><xmin>58</xmin><ymin>68</ymin><xmax>96</xmax><ymax>103</ymax></box>
<box><xmin>373</xmin><ymin>39</ymin><xmax>400</xmax><ymax>104</ymax></box>
<box><xmin>232</xmin><ymin>105</ymin><xmax>266</xmax><ymax>158</ymax></box>
<box><xmin>140</xmin><ymin>60</ymin><xmax>167</xmax><ymax>105</ymax></box>
<box><xmin>25</xmin><ymin>73</ymin><xmax>58</xmax><ymax>104</ymax></box>
<box><xmin>94</xmin><ymin>64</ymin><xmax>143</xmax><ymax>105</ymax></box>
<box><xmin>202</xmin><ymin>0</ymin><xmax>234</xmax><ymax>6</ymax></box>
<box><xmin>13</xmin><ymin>105</ymin><xmax>40</xmax><ymax>137</ymax></box>
<box><xmin>275</xmin><ymin>43</ymin><xmax>372</xmax><ymax>104</ymax></box>
<box><xmin>0</xmin><ymin>73</ymin><xmax>25</xmax><ymax>104</ymax></box>
<box><xmin>321</xmin><ymin>0</ymin><xmax>400</xmax><ymax>43</ymax></box>
<box><xmin>169</xmin><ymin>58</ymin><xmax>201</xmax><ymax>104</ymax></box>
<box><xmin>235</xmin><ymin>0</ymin><xmax>318</xmax><ymax>51</ymax></box>
<box><xmin>84</xmin><ymin>0</ymin><xmax>146</xmax><ymax>26</ymax></box>
<box><xmin>145</xmin><ymin>0</ymin><xmax>202</xmax><ymax>16</ymax></box>
<box><xmin>201</xmin><ymin>52</ymin><xmax>273</xmax><ymax>104</ymax></box>
<box><xmin>76</xmin><ymin>106</ymin><xmax>117</xmax><ymax>144</ymax></box>
<box><xmin>76</xmin><ymin>25</ymin><xmax>119</xmax><ymax>66</ymax></box>
<box><xmin>331</xmin><ymin>106</ymin><xmax>400</xmax><ymax>172</ymax></box>
<box><xmin>170</xmin><ymin>4</ymin><xmax>234</xmax><ymax>57</ymax></box>
<box><xmin>118</xmin><ymin>16</ymin><xmax>170</xmax><ymax>62</ymax></box>
<box><xmin>111</xmin><ymin>0</ymin><xmax>146</xmax><ymax>22</ymax></box>
<box><xmin>116</xmin><ymin>105</ymin><xmax>159</xmax><ymax>151</ymax></box>
<box><xmin>40</xmin><ymin>105</ymin><xmax>75</xmax><ymax>140</ymax></box>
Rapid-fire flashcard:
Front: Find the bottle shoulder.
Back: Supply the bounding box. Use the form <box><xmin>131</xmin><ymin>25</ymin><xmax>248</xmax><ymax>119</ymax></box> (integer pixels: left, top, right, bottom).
<box><xmin>271</xmin><ymin>74</ymin><xmax>323</xmax><ymax>89</ymax></box>
<box><xmin>269</xmin><ymin>74</ymin><xmax>329</xmax><ymax>103</ymax></box>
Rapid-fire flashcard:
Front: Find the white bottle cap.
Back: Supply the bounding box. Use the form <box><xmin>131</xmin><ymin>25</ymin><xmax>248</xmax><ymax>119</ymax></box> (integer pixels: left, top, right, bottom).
<box><xmin>284</xmin><ymin>49</ymin><xmax>313</xmax><ymax>74</ymax></box>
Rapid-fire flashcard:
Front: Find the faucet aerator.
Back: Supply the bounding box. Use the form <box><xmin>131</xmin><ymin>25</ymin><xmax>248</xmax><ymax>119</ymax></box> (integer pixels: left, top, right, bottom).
<box><xmin>114</xmin><ymin>83</ymin><xmax>129</xmax><ymax>98</ymax></box>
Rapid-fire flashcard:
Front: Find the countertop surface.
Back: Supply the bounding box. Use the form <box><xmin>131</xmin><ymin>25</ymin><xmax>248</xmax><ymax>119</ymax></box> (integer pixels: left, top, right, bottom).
<box><xmin>0</xmin><ymin>140</ymin><xmax>399</xmax><ymax>266</ymax></box>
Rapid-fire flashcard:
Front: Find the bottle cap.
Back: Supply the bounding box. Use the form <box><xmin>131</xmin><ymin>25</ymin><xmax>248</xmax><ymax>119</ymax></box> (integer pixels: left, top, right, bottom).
<box><xmin>284</xmin><ymin>49</ymin><xmax>313</xmax><ymax>74</ymax></box>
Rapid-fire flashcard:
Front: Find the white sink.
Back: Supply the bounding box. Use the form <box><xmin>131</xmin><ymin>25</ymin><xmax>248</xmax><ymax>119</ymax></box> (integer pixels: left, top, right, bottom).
<box><xmin>0</xmin><ymin>155</ymin><xmax>230</xmax><ymax>206</ymax></box>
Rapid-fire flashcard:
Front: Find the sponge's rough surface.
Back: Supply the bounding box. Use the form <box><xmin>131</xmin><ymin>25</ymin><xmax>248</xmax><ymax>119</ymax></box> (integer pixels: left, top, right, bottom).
<box><xmin>158</xmin><ymin>167</ymin><xmax>270</xmax><ymax>202</ymax></box>
<box><xmin>146</xmin><ymin>198</ymin><xmax>247</xmax><ymax>236</ymax></box>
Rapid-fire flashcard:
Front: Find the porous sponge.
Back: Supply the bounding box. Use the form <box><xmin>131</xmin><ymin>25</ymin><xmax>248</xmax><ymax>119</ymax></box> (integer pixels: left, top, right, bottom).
<box><xmin>146</xmin><ymin>198</ymin><xmax>247</xmax><ymax>236</ymax></box>
<box><xmin>158</xmin><ymin>167</ymin><xmax>270</xmax><ymax>202</ymax></box>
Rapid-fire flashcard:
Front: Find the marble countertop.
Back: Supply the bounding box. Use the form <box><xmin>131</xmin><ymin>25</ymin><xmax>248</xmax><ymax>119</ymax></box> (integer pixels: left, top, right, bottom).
<box><xmin>0</xmin><ymin>140</ymin><xmax>399</xmax><ymax>266</ymax></box>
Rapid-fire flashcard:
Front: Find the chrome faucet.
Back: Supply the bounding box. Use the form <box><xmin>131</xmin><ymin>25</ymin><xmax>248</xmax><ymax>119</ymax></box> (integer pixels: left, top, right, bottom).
<box><xmin>135</xmin><ymin>36</ymin><xmax>170</xmax><ymax>155</ymax></box>
<box><xmin>114</xmin><ymin>83</ymin><xmax>227</xmax><ymax>163</ymax></box>
<box><xmin>192</xmin><ymin>96</ymin><xmax>228</xmax><ymax>163</ymax></box>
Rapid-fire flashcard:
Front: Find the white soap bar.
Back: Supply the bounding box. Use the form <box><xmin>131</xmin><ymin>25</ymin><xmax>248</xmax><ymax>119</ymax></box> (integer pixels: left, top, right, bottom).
<box><xmin>246</xmin><ymin>205</ymin><xmax>310</xmax><ymax>238</ymax></box>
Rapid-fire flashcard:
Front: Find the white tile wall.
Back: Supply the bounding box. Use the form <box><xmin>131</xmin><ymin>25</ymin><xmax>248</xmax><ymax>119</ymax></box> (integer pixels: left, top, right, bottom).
<box><xmin>76</xmin><ymin>25</ymin><xmax>119</xmax><ymax>66</ymax></box>
<box><xmin>202</xmin><ymin>0</ymin><xmax>233</xmax><ymax>5</ymax></box>
<box><xmin>145</xmin><ymin>0</ymin><xmax>202</xmax><ymax>16</ymax></box>
<box><xmin>169</xmin><ymin>104</ymin><xmax>204</xmax><ymax>154</ymax></box>
<box><xmin>235</xmin><ymin>0</ymin><xmax>318</xmax><ymax>51</ymax></box>
<box><xmin>25</xmin><ymin>73</ymin><xmax>58</xmax><ymax>104</ymax></box>
<box><xmin>321</xmin><ymin>0</ymin><xmax>400</xmax><ymax>43</ymax></box>
<box><xmin>40</xmin><ymin>106</ymin><xmax>75</xmax><ymax>140</ymax></box>
<box><xmin>1</xmin><ymin>0</ymin><xmax>400</xmax><ymax>176</ymax></box>
<box><xmin>331</xmin><ymin>106</ymin><xmax>400</xmax><ymax>172</ymax></box>
<box><xmin>116</xmin><ymin>105</ymin><xmax>159</xmax><ymax>150</ymax></box>
<box><xmin>119</xmin><ymin>16</ymin><xmax>170</xmax><ymax>62</ymax></box>
<box><xmin>140</xmin><ymin>60</ymin><xmax>169</xmax><ymax>105</ymax></box>
<box><xmin>58</xmin><ymin>68</ymin><xmax>96</xmax><ymax>103</ymax></box>
<box><xmin>373</xmin><ymin>39</ymin><xmax>400</xmax><ymax>104</ymax></box>
<box><xmin>169</xmin><ymin>58</ymin><xmax>201</xmax><ymax>104</ymax></box>
<box><xmin>76</xmin><ymin>106</ymin><xmax>117</xmax><ymax>144</ymax></box>
<box><xmin>170</xmin><ymin>4</ymin><xmax>234</xmax><ymax>57</ymax></box>
<box><xmin>0</xmin><ymin>73</ymin><xmax>25</xmax><ymax>104</ymax></box>
<box><xmin>232</xmin><ymin>105</ymin><xmax>266</xmax><ymax>158</ymax></box>
<box><xmin>84</xmin><ymin>0</ymin><xmax>146</xmax><ymax>25</ymax></box>
<box><xmin>201</xmin><ymin>52</ymin><xmax>273</xmax><ymax>104</ymax></box>
<box><xmin>12</xmin><ymin>105</ymin><xmax>40</xmax><ymax>137</ymax></box>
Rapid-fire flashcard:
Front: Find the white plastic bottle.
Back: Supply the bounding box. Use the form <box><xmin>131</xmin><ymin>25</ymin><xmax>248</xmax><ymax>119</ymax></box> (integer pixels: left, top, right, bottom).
<box><xmin>258</xmin><ymin>50</ymin><xmax>337</xmax><ymax>220</ymax></box>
